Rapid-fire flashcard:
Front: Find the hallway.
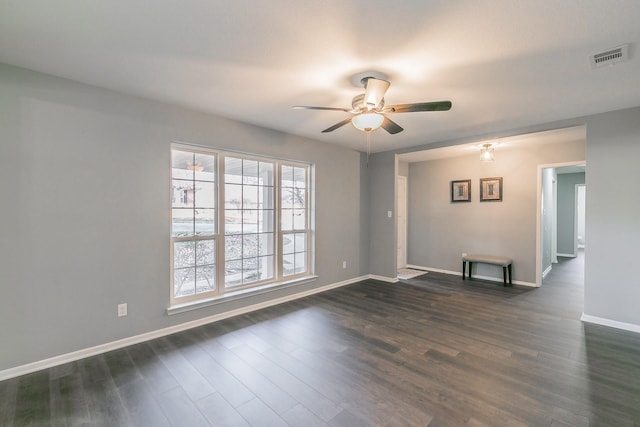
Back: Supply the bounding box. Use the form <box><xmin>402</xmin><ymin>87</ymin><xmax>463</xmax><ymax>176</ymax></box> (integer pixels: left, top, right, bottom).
<box><xmin>544</xmin><ymin>249</ymin><xmax>585</xmax><ymax>287</ymax></box>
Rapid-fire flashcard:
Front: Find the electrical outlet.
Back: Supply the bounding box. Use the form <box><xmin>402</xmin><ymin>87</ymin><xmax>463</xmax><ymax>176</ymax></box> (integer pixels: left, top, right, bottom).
<box><xmin>118</xmin><ymin>303</ymin><xmax>128</xmax><ymax>317</ymax></box>
<box><xmin>387</xmin><ymin>210</ymin><xmax>392</xmax><ymax>218</ymax></box>
<box><xmin>462</xmin><ymin>252</ymin><xmax>467</xmax><ymax>257</ymax></box>
<box><xmin>342</xmin><ymin>260</ymin><xmax>347</xmax><ymax>269</ymax></box>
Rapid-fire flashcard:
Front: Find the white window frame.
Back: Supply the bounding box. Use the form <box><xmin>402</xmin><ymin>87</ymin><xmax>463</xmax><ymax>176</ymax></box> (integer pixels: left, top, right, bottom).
<box><xmin>170</xmin><ymin>144</ymin><xmax>313</xmax><ymax>308</ymax></box>
<box><xmin>170</xmin><ymin>146</ymin><xmax>219</xmax><ymax>306</ymax></box>
<box><xmin>278</xmin><ymin>161</ymin><xmax>311</xmax><ymax>280</ymax></box>
<box><xmin>220</xmin><ymin>154</ymin><xmax>277</xmax><ymax>292</ymax></box>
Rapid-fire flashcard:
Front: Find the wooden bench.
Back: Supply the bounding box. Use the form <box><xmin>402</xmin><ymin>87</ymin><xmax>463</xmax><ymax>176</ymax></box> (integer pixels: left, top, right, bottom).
<box><xmin>462</xmin><ymin>254</ymin><xmax>513</xmax><ymax>286</ymax></box>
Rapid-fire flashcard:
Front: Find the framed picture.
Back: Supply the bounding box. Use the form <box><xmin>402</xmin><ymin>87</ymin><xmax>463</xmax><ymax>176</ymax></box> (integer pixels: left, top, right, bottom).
<box><xmin>480</xmin><ymin>177</ymin><xmax>503</xmax><ymax>202</ymax></box>
<box><xmin>451</xmin><ymin>179</ymin><xmax>471</xmax><ymax>202</ymax></box>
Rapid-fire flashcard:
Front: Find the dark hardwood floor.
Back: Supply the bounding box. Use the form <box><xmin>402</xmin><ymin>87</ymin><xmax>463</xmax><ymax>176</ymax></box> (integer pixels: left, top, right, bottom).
<box><xmin>2</xmin><ymin>253</ymin><xmax>640</xmax><ymax>426</ymax></box>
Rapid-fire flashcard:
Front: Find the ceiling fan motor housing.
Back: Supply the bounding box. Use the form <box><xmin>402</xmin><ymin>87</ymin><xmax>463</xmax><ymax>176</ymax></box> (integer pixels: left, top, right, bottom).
<box><xmin>352</xmin><ymin>93</ymin><xmax>384</xmax><ymax>112</ymax></box>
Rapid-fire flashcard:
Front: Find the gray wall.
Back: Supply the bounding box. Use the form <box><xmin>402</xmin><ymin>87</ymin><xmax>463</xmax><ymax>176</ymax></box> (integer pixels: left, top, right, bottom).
<box><xmin>2</xmin><ymin>60</ymin><xmax>640</xmax><ymax>372</ymax></box>
<box><xmin>557</xmin><ymin>172</ymin><xmax>585</xmax><ymax>255</ymax></box>
<box><xmin>404</xmin><ymin>140</ymin><xmax>585</xmax><ymax>284</ymax></box>
<box><xmin>359</xmin><ymin>153</ymin><xmax>371</xmax><ymax>275</ymax></box>
<box><xmin>584</xmin><ymin>107</ymin><xmax>640</xmax><ymax>326</ymax></box>
<box><xmin>0</xmin><ymin>63</ymin><xmax>367</xmax><ymax>371</ymax></box>
<box><xmin>366</xmin><ymin>152</ymin><xmax>397</xmax><ymax>278</ymax></box>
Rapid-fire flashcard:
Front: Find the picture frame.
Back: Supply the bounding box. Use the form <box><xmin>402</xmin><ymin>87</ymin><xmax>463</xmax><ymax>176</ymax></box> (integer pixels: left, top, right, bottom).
<box><xmin>451</xmin><ymin>179</ymin><xmax>471</xmax><ymax>202</ymax></box>
<box><xmin>480</xmin><ymin>177</ymin><xmax>503</xmax><ymax>202</ymax></box>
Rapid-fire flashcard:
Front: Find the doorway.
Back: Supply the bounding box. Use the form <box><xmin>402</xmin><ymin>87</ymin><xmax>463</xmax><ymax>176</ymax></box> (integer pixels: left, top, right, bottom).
<box><xmin>537</xmin><ymin>162</ymin><xmax>586</xmax><ymax>285</ymax></box>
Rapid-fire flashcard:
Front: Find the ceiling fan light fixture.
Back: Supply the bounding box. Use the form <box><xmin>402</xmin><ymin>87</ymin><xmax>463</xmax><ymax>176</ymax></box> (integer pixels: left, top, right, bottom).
<box><xmin>363</xmin><ymin>77</ymin><xmax>390</xmax><ymax>109</ymax></box>
<box><xmin>480</xmin><ymin>143</ymin><xmax>495</xmax><ymax>162</ymax></box>
<box><xmin>293</xmin><ymin>77</ymin><xmax>451</xmax><ymax>135</ymax></box>
<box><xmin>352</xmin><ymin>112</ymin><xmax>384</xmax><ymax>132</ymax></box>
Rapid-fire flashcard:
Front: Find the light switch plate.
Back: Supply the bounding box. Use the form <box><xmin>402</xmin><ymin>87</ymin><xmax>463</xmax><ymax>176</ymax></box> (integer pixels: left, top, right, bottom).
<box><xmin>118</xmin><ymin>303</ymin><xmax>127</xmax><ymax>317</ymax></box>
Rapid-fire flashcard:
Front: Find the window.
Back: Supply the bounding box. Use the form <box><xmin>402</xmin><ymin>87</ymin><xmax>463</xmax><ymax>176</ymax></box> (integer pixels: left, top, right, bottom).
<box><xmin>224</xmin><ymin>157</ymin><xmax>275</xmax><ymax>288</ymax></box>
<box><xmin>280</xmin><ymin>164</ymin><xmax>309</xmax><ymax>277</ymax></box>
<box><xmin>170</xmin><ymin>145</ymin><xmax>312</xmax><ymax>306</ymax></box>
<box><xmin>171</xmin><ymin>149</ymin><xmax>217</xmax><ymax>303</ymax></box>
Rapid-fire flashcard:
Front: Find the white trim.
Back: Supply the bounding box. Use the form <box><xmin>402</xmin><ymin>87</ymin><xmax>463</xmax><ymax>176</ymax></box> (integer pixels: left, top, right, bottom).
<box><xmin>368</xmin><ymin>274</ymin><xmax>399</xmax><ymax>283</ymax></box>
<box><xmin>407</xmin><ymin>264</ymin><xmax>538</xmax><ymax>287</ymax></box>
<box><xmin>581</xmin><ymin>313</ymin><xmax>640</xmax><ymax>334</ymax></box>
<box><xmin>556</xmin><ymin>253</ymin><xmax>576</xmax><ymax>258</ymax></box>
<box><xmin>552</xmin><ymin>174</ymin><xmax>558</xmax><ymax>264</ymax></box>
<box><xmin>396</xmin><ymin>175</ymin><xmax>408</xmax><ymax>269</ymax></box>
<box><xmin>408</xmin><ymin>264</ymin><xmax>460</xmax><ymax>276</ymax></box>
<box><xmin>542</xmin><ymin>264</ymin><xmax>552</xmax><ymax>279</ymax></box>
<box><xmin>573</xmin><ymin>184</ymin><xmax>579</xmax><ymax>257</ymax></box>
<box><xmin>575</xmin><ymin>183</ymin><xmax>586</xmax><ymax>252</ymax></box>
<box><xmin>167</xmin><ymin>275</ymin><xmax>319</xmax><ymax>315</ymax></box>
<box><xmin>0</xmin><ymin>275</ymin><xmax>366</xmax><ymax>382</ymax></box>
<box><xmin>472</xmin><ymin>275</ymin><xmax>538</xmax><ymax>288</ymax></box>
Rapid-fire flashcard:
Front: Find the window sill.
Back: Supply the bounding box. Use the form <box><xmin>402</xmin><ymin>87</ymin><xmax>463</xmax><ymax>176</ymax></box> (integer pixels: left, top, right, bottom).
<box><xmin>166</xmin><ymin>275</ymin><xmax>318</xmax><ymax>316</ymax></box>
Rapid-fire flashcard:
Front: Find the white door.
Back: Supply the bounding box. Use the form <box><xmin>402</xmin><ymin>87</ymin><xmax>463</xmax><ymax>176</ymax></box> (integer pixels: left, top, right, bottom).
<box><xmin>397</xmin><ymin>176</ymin><xmax>408</xmax><ymax>269</ymax></box>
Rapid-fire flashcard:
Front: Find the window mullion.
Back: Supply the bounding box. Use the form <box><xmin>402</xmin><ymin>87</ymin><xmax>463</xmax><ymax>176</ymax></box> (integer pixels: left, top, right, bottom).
<box><xmin>275</xmin><ymin>163</ymin><xmax>283</xmax><ymax>281</ymax></box>
<box><xmin>218</xmin><ymin>154</ymin><xmax>226</xmax><ymax>294</ymax></box>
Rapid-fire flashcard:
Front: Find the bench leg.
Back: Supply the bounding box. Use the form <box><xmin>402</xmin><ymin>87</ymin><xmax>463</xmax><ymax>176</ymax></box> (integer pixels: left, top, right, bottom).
<box><xmin>508</xmin><ymin>264</ymin><xmax>512</xmax><ymax>286</ymax></box>
<box><xmin>468</xmin><ymin>262</ymin><xmax>472</xmax><ymax>279</ymax></box>
<box><xmin>502</xmin><ymin>266</ymin><xmax>507</xmax><ymax>286</ymax></box>
<box><xmin>462</xmin><ymin>261</ymin><xmax>466</xmax><ymax>280</ymax></box>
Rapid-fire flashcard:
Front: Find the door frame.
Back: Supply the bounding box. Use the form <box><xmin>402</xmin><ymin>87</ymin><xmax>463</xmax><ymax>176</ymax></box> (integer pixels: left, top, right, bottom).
<box><xmin>575</xmin><ymin>183</ymin><xmax>586</xmax><ymax>253</ymax></box>
<box><xmin>536</xmin><ymin>160</ymin><xmax>585</xmax><ymax>286</ymax></box>
<box><xmin>397</xmin><ymin>175</ymin><xmax>408</xmax><ymax>269</ymax></box>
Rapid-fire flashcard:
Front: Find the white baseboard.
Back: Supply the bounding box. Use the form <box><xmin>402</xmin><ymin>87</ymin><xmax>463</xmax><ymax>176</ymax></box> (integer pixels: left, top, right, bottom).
<box><xmin>368</xmin><ymin>274</ymin><xmax>399</xmax><ymax>283</ymax></box>
<box><xmin>407</xmin><ymin>264</ymin><xmax>538</xmax><ymax>288</ymax></box>
<box><xmin>466</xmin><ymin>273</ymin><xmax>538</xmax><ymax>288</ymax></box>
<box><xmin>0</xmin><ymin>275</ymin><xmax>368</xmax><ymax>381</ymax></box>
<box><xmin>407</xmin><ymin>264</ymin><xmax>458</xmax><ymax>276</ymax></box>
<box><xmin>542</xmin><ymin>264</ymin><xmax>552</xmax><ymax>279</ymax></box>
<box><xmin>556</xmin><ymin>253</ymin><xmax>576</xmax><ymax>258</ymax></box>
<box><xmin>580</xmin><ymin>313</ymin><xmax>640</xmax><ymax>334</ymax></box>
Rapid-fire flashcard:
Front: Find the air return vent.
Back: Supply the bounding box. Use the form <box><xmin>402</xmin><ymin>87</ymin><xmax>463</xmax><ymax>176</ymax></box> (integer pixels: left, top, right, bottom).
<box><xmin>590</xmin><ymin>44</ymin><xmax>629</xmax><ymax>69</ymax></box>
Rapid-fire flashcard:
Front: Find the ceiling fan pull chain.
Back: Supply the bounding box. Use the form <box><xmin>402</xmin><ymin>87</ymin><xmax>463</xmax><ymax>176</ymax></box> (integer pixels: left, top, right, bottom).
<box><xmin>366</xmin><ymin>131</ymin><xmax>371</xmax><ymax>166</ymax></box>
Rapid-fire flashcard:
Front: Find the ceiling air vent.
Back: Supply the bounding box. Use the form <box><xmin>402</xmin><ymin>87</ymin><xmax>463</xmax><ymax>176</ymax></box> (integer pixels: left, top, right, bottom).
<box><xmin>590</xmin><ymin>44</ymin><xmax>629</xmax><ymax>69</ymax></box>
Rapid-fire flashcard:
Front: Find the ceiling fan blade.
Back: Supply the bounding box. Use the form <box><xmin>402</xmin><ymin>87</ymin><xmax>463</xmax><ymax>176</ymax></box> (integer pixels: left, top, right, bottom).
<box><xmin>363</xmin><ymin>78</ymin><xmax>390</xmax><ymax>109</ymax></box>
<box><xmin>321</xmin><ymin>117</ymin><xmax>353</xmax><ymax>133</ymax></box>
<box><xmin>292</xmin><ymin>106</ymin><xmax>351</xmax><ymax>112</ymax></box>
<box><xmin>385</xmin><ymin>101</ymin><xmax>452</xmax><ymax>113</ymax></box>
<box><xmin>381</xmin><ymin>116</ymin><xmax>404</xmax><ymax>134</ymax></box>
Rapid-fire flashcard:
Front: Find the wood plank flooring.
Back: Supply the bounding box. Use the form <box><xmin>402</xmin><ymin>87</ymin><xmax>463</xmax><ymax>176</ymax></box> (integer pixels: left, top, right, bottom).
<box><xmin>2</xmin><ymin>253</ymin><xmax>640</xmax><ymax>426</ymax></box>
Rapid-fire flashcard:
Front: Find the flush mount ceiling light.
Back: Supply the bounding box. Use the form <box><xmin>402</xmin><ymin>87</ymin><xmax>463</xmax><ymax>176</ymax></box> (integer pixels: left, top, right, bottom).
<box><xmin>480</xmin><ymin>143</ymin><xmax>495</xmax><ymax>162</ymax></box>
<box><xmin>352</xmin><ymin>112</ymin><xmax>384</xmax><ymax>132</ymax></box>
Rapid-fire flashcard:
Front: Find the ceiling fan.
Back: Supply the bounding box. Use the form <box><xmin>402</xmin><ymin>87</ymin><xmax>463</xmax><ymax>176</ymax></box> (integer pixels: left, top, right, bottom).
<box><xmin>293</xmin><ymin>77</ymin><xmax>452</xmax><ymax>134</ymax></box>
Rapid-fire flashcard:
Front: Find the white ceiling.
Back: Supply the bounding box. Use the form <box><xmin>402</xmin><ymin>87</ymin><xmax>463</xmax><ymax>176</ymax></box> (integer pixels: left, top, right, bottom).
<box><xmin>1</xmin><ymin>1</ymin><xmax>639</xmax><ymax>153</ymax></box>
